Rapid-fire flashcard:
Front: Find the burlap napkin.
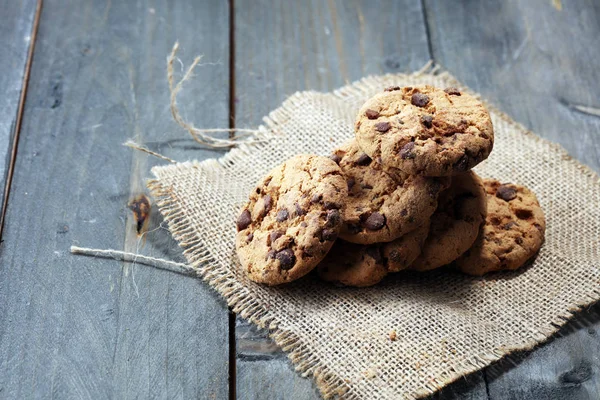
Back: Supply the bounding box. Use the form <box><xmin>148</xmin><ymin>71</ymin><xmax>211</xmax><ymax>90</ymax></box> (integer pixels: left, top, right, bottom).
<box><xmin>147</xmin><ymin>69</ymin><xmax>600</xmax><ymax>399</ymax></box>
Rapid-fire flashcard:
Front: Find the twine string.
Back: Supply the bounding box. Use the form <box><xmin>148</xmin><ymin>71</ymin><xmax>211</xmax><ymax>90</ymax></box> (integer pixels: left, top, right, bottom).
<box><xmin>70</xmin><ymin>245</ymin><xmax>197</xmax><ymax>276</ymax></box>
<box><xmin>167</xmin><ymin>42</ymin><xmax>261</xmax><ymax>148</ymax></box>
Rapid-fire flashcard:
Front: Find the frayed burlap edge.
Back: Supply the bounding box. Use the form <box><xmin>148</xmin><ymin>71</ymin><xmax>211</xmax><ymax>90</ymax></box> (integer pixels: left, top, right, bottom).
<box><xmin>147</xmin><ymin>65</ymin><xmax>600</xmax><ymax>400</ymax></box>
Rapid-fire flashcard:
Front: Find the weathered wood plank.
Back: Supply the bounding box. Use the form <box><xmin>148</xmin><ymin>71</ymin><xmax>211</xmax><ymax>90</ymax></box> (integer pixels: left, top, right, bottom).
<box><xmin>484</xmin><ymin>311</ymin><xmax>600</xmax><ymax>400</ymax></box>
<box><xmin>424</xmin><ymin>0</ymin><xmax>600</xmax><ymax>173</ymax></box>
<box><xmin>234</xmin><ymin>1</ymin><xmax>488</xmax><ymax>398</ymax></box>
<box><xmin>424</xmin><ymin>0</ymin><xmax>600</xmax><ymax>398</ymax></box>
<box><xmin>0</xmin><ymin>1</ymin><xmax>230</xmax><ymax>399</ymax></box>
<box><xmin>0</xmin><ymin>0</ymin><xmax>38</xmax><ymax>226</ymax></box>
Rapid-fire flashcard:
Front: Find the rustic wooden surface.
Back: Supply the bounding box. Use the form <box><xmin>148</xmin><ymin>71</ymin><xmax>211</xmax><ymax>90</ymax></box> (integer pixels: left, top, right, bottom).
<box><xmin>0</xmin><ymin>1</ymin><xmax>230</xmax><ymax>399</ymax></box>
<box><xmin>0</xmin><ymin>0</ymin><xmax>599</xmax><ymax>399</ymax></box>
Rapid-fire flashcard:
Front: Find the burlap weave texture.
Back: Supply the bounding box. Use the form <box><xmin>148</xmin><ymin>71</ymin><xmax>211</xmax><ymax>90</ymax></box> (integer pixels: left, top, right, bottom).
<box><xmin>148</xmin><ymin>69</ymin><xmax>600</xmax><ymax>399</ymax></box>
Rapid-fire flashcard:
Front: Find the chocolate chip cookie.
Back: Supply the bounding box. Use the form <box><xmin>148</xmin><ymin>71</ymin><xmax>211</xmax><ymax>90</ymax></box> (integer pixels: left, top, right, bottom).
<box><xmin>355</xmin><ymin>85</ymin><xmax>493</xmax><ymax>177</ymax></box>
<box><xmin>317</xmin><ymin>240</ymin><xmax>387</xmax><ymax>287</ymax></box>
<box><xmin>236</xmin><ymin>155</ymin><xmax>348</xmax><ymax>285</ymax></box>
<box><xmin>456</xmin><ymin>180</ymin><xmax>546</xmax><ymax>276</ymax></box>
<box><xmin>382</xmin><ymin>223</ymin><xmax>430</xmax><ymax>272</ymax></box>
<box><xmin>411</xmin><ymin>171</ymin><xmax>487</xmax><ymax>271</ymax></box>
<box><xmin>331</xmin><ymin>139</ymin><xmax>449</xmax><ymax>244</ymax></box>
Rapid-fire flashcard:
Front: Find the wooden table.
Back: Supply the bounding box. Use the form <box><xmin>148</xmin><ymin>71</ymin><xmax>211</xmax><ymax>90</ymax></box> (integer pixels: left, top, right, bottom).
<box><xmin>1</xmin><ymin>1</ymin><xmax>599</xmax><ymax>398</ymax></box>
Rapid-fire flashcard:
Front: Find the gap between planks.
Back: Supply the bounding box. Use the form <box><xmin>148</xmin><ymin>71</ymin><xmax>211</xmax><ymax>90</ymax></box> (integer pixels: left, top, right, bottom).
<box><xmin>0</xmin><ymin>0</ymin><xmax>43</xmax><ymax>240</ymax></box>
<box><xmin>420</xmin><ymin>0</ymin><xmax>435</xmax><ymax>62</ymax></box>
<box><xmin>228</xmin><ymin>1</ymin><xmax>237</xmax><ymax>400</ymax></box>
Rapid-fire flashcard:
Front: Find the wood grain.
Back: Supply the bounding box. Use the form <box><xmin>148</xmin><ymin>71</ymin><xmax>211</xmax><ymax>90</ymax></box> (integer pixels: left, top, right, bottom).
<box><xmin>0</xmin><ymin>1</ymin><xmax>230</xmax><ymax>398</ymax></box>
<box><xmin>0</xmin><ymin>0</ymin><xmax>38</xmax><ymax>230</ymax></box>
<box><xmin>424</xmin><ymin>0</ymin><xmax>600</xmax><ymax>399</ymax></box>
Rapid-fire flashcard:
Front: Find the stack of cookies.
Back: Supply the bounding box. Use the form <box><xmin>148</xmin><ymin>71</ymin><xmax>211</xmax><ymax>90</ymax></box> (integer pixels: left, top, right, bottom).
<box><xmin>236</xmin><ymin>86</ymin><xmax>546</xmax><ymax>286</ymax></box>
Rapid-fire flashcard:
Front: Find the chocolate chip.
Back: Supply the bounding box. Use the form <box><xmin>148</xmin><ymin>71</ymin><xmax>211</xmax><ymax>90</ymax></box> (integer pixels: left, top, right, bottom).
<box><xmin>300</xmin><ymin>222</ymin><xmax>308</xmax><ymax>228</ymax></box>
<box><xmin>515</xmin><ymin>209</ymin><xmax>533</xmax><ymax>220</ymax></box>
<box><xmin>269</xmin><ymin>230</ymin><xmax>283</xmax><ymax>244</ymax></box>
<box><xmin>400</xmin><ymin>142</ymin><xmax>416</xmax><ymax>159</ymax></box>
<box><xmin>534</xmin><ymin>223</ymin><xmax>543</xmax><ymax>231</ymax></box>
<box><xmin>301</xmin><ymin>247</ymin><xmax>314</xmax><ymax>258</ymax></box>
<box><xmin>454</xmin><ymin>155</ymin><xmax>469</xmax><ymax>171</ymax></box>
<box><xmin>363</xmin><ymin>212</ymin><xmax>385</xmax><ymax>231</ymax></box>
<box><xmin>347</xmin><ymin>178</ymin><xmax>356</xmax><ymax>191</ymax></box>
<box><xmin>236</xmin><ymin>209</ymin><xmax>252</xmax><ymax>231</ymax></box>
<box><xmin>326</xmin><ymin>209</ymin><xmax>341</xmax><ymax>227</ymax></box>
<box><xmin>428</xmin><ymin>181</ymin><xmax>442</xmax><ymax>198</ymax></box>
<box><xmin>421</xmin><ymin>114</ymin><xmax>433</xmax><ymax>128</ymax></box>
<box><xmin>473</xmin><ymin>149</ymin><xmax>485</xmax><ymax>162</ymax></box>
<box><xmin>411</xmin><ymin>93</ymin><xmax>430</xmax><ymax>107</ymax></box>
<box><xmin>247</xmin><ymin>232</ymin><xmax>254</xmax><ymax>242</ymax></box>
<box><xmin>361</xmin><ymin>183</ymin><xmax>373</xmax><ymax>190</ymax></box>
<box><xmin>375</xmin><ymin>121</ymin><xmax>391</xmax><ymax>133</ymax></box>
<box><xmin>323</xmin><ymin>201</ymin><xmax>339</xmax><ymax>210</ymax></box>
<box><xmin>311</xmin><ymin>193</ymin><xmax>322</xmax><ymax>204</ymax></box>
<box><xmin>263</xmin><ymin>195</ymin><xmax>272</xmax><ymax>213</ymax></box>
<box><xmin>365</xmin><ymin>246</ymin><xmax>383</xmax><ymax>263</ymax></box>
<box><xmin>294</xmin><ymin>202</ymin><xmax>306</xmax><ymax>216</ymax></box>
<box><xmin>400</xmin><ymin>209</ymin><xmax>408</xmax><ymax>217</ymax></box>
<box><xmin>348</xmin><ymin>223</ymin><xmax>362</xmax><ymax>234</ymax></box>
<box><xmin>496</xmin><ymin>185</ymin><xmax>517</xmax><ymax>201</ymax></box>
<box><xmin>275</xmin><ymin>249</ymin><xmax>296</xmax><ymax>270</ymax></box>
<box><xmin>503</xmin><ymin>221</ymin><xmax>518</xmax><ymax>230</ymax></box>
<box><xmin>384</xmin><ymin>86</ymin><xmax>400</xmax><ymax>92</ymax></box>
<box><xmin>356</xmin><ymin>153</ymin><xmax>372</xmax><ymax>166</ymax></box>
<box><xmin>388</xmin><ymin>249</ymin><xmax>402</xmax><ymax>263</ymax></box>
<box><xmin>398</xmin><ymin>119</ymin><xmax>404</xmax><ymax>125</ymax></box>
<box><xmin>479</xmin><ymin>132</ymin><xmax>489</xmax><ymax>140</ymax></box>
<box><xmin>365</xmin><ymin>109</ymin><xmax>380</xmax><ymax>119</ymax></box>
<box><xmin>329</xmin><ymin>154</ymin><xmax>341</xmax><ymax>164</ymax></box>
<box><xmin>266</xmin><ymin>250</ymin><xmax>276</xmax><ymax>260</ymax></box>
<box><xmin>321</xmin><ymin>229</ymin><xmax>337</xmax><ymax>241</ymax></box>
<box><xmin>276</xmin><ymin>208</ymin><xmax>289</xmax><ymax>222</ymax></box>
<box><xmin>515</xmin><ymin>237</ymin><xmax>524</xmax><ymax>245</ymax></box>
<box><xmin>444</xmin><ymin>87</ymin><xmax>461</xmax><ymax>96</ymax></box>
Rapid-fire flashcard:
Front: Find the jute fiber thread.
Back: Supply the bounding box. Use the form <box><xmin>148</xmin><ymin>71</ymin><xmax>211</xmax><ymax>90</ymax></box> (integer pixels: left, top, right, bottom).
<box><xmin>145</xmin><ymin>67</ymin><xmax>600</xmax><ymax>399</ymax></box>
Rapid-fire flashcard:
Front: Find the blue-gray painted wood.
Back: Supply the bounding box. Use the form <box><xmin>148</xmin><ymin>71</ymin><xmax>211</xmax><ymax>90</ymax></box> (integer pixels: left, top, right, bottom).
<box><xmin>2</xmin><ymin>1</ymin><xmax>599</xmax><ymax>399</ymax></box>
<box><xmin>424</xmin><ymin>0</ymin><xmax>600</xmax><ymax>399</ymax></box>
<box><xmin>0</xmin><ymin>0</ymin><xmax>37</xmax><ymax>223</ymax></box>
<box><xmin>424</xmin><ymin>0</ymin><xmax>600</xmax><ymax>173</ymax></box>
<box><xmin>234</xmin><ymin>1</ymin><xmax>488</xmax><ymax>398</ymax></box>
<box><xmin>0</xmin><ymin>1</ymin><xmax>230</xmax><ymax>399</ymax></box>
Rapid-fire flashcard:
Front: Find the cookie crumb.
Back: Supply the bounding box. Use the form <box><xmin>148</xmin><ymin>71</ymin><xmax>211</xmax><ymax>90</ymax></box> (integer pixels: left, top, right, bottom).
<box><xmin>389</xmin><ymin>330</ymin><xmax>397</xmax><ymax>341</ymax></box>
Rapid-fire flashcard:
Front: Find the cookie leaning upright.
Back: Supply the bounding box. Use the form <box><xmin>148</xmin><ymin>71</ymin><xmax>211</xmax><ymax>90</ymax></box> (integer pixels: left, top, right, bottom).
<box><xmin>410</xmin><ymin>171</ymin><xmax>487</xmax><ymax>271</ymax></box>
<box><xmin>355</xmin><ymin>85</ymin><xmax>493</xmax><ymax>177</ymax></box>
<box><xmin>235</xmin><ymin>155</ymin><xmax>348</xmax><ymax>285</ymax></box>
<box><xmin>330</xmin><ymin>139</ymin><xmax>448</xmax><ymax>244</ymax></box>
<box><xmin>456</xmin><ymin>180</ymin><xmax>546</xmax><ymax>276</ymax></box>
